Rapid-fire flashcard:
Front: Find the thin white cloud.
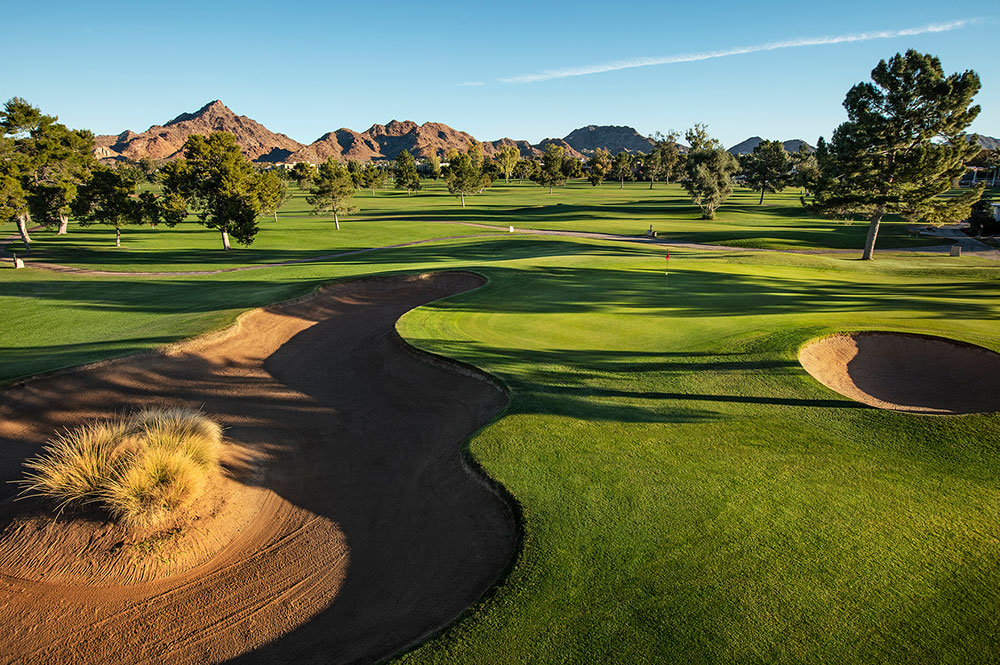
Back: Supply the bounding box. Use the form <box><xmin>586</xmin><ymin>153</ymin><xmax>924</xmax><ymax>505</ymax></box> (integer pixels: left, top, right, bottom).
<box><xmin>499</xmin><ymin>19</ymin><xmax>977</xmax><ymax>84</ymax></box>
<box><xmin>460</xmin><ymin>81</ymin><xmax>486</xmax><ymax>87</ymax></box>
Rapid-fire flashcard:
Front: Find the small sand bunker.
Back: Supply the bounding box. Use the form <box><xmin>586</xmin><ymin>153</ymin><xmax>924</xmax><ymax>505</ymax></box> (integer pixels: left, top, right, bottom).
<box><xmin>799</xmin><ymin>332</ymin><xmax>1000</xmax><ymax>414</ymax></box>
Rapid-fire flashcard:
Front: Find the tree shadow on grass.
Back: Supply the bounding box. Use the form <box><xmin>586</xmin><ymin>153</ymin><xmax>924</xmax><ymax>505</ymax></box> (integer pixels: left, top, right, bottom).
<box><xmin>7</xmin><ymin>244</ymin><xmax>997</xmax><ymax>321</ymax></box>
<box><xmin>408</xmin><ymin>341</ymin><xmax>864</xmax><ymax>417</ymax></box>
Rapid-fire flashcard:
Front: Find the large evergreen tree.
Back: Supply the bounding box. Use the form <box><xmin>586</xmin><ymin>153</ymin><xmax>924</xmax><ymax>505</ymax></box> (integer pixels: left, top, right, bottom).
<box><xmin>444</xmin><ymin>149</ymin><xmax>489</xmax><ymax>207</ymax></box>
<box><xmin>159</xmin><ymin>132</ymin><xmax>271</xmax><ymax>249</ymax></box>
<box><xmin>1</xmin><ymin>98</ymin><xmax>95</xmax><ymax>250</ymax></box>
<box><xmin>609</xmin><ymin>152</ymin><xmax>635</xmax><ymax>189</ymax></box>
<box><xmin>360</xmin><ymin>163</ymin><xmax>387</xmax><ymax>196</ymax></box>
<box><xmin>587</xmin><ymin>148</ymin><xmax>612</xmax><ymax>187</ymax></box>
<box><xmin>290</xmin><ymin>161</ymin><xmax>317</xmax><ymax>188</ymax></box>
<box><xmin>742</xmin><ymin>139</ymin><xmax>791</xmax><ymax>204</ymax></box>
<box><xmin>306</xmin><ymin>158</ymin><xmax>357</xmax><ymax>229</ymax></box>
<box><xmin>681</xmin><ymin>124</ymin><xmax>739</xmax><ymax>219</ymax></box>
<box><xmin>70</xmin><ymin>164</ymin><xmax>149</xmax><ymax>247</ymax></box>
<box><xmin>393</xmin><ymin>149</ymin><xmax>420</xmax><ymax>194</ymax></box>
<box><xmin>534</xmin><ymin>144</ymin><xmax>568</xmax><ymax>194</ymax></box>
<box><xmin>812</xmin><ymin>50</ymin><xmax>982</xmax><ymax>260</ymax></box>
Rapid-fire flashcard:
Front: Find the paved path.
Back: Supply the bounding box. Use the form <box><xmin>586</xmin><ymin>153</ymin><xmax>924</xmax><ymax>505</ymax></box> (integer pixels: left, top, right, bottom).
<box><xmin>908</xmin><ymin>223</ymin><xmax>1000</xmax><ymax>260</ymax></box>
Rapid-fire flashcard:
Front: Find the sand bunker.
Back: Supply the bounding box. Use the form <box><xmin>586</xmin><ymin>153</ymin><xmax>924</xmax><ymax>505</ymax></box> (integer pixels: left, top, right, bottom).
<box><xmin>799</xmin><ymin>332</ymin><xmax>1000</xmax><ymax>414</ymax></box>
<box><xmin>0</xmin><ymin>272</ymin><xmax>515</xmax><ymax>664</ymax></box>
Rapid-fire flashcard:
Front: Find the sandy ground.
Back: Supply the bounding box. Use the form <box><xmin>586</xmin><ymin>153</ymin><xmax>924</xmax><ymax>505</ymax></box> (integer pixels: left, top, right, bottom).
<box><xmin>799</xmin><ymin>332</ymin><xmax>1000</xmax><ymax>414</ymax></box>
<box><xmin>0</xmin><ymin>271</ymin><xmax>515</xmax><ymax>664</ymax></box>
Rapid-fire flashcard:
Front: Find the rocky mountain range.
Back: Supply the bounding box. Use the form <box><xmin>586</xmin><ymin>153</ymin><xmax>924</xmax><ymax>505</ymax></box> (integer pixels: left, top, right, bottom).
<box><xmin>93</xmin><ymin>101</ymin><xmax>591</xmax><ymax>164</ymax></box>
<box><xmin>973</xmin><ymin>135</ymin><xmax>1000</xmax><ymax>151</ymax></box>
<box><xmin>94</xmin><ymin>101</ymin><xmax>304</xmax><ymax>162</ymax></box>
<box><xmin>727</xmin><ymin>137</ymin><xmax>815</xmax><ymax>156</ymax></box>
<box><xmin>94</xmin><ymin>100</ymin><xmax>995</xmax><ymax>166</ymax></box>
<box><xmin>563</xmin><ymin>125</ymin><xmax>655</xmax><ymax>154</ymax></box>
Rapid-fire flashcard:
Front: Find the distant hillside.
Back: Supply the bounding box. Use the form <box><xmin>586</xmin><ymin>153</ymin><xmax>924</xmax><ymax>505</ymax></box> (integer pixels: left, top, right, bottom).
<box><xmin>728</xmin><ymin>136</ymin><xmax>815</xmax><ymax>155</ymax></box>
<box><xmin>96</xmin><ymin>100</ymin><xmax>840</xmax><ymax>165</ymax></box>
<box><xmin>94</xmin><ymin>101</ymin><xmax>304</xmax><ymax>162</ymax></box>
<box><xmin>562</xmin><ymin>125</ymin><xmax>654</xmax><ymax>155</ymax></box>
<box><xmin>534</xmin><ymin>138</ymin><xmax>586</xmax><ymax>161</ymax></box>
<box><xmin>973</xmin><ymin>135</ymin><xmax>999</xmax><ymax>151</ymax></box>
<box><xmin>485</xmin><ymin>137</ymin><xmax>542</xmax><ymax>159</ymax></box>
<box><xmin>289</xmin><ymin>120</ymin><xmax>482</xmax><ymax>163</ymax></box>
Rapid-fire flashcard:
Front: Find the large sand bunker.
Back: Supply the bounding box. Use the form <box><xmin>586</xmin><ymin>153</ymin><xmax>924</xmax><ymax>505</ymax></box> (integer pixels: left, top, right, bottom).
<box><xmin>0</xmin><ymin>272</ymin><xmax>515</xmax><ymax>664</ymax></box>
<box><xmin>799</xmin><ymin>332</ymin><xmax>1000</xmax><ymax>414</ymax></box>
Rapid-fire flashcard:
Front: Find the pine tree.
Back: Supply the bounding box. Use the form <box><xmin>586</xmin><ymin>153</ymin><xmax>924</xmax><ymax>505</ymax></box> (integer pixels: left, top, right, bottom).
<box><xmin>290</xmin><ymin>161</ymin><xmax>318</xmax><ymax>188</ymax></box>
<box><xmin>609</xmin><ymin>152</ymin><xmax>635</xmax><ymax>189</ymax></box>
<box><xmin>360</xmin><ymin>163</ymin><xmax>387</xmax><ymax>196</ymax></box>
<box><xmin>533</xmin><ymin>144</ymin><xmax>568</xmax><ymax>194</ymax></box>
<box><xmin>306</xmin><ymin>158</ymin><xmax>358</xmax><ymax>229</ymax></box>
<box><xmin>742</xmin><ymin>140</ymin><xmax>791</xmax><ymax>204</ymax></box>
<box><xmin>812</xmin><ymin>50</ymin><xmax>982</xmax><ymax>260</ymax></box>
<box><xmin>393</xmin><ymin>149</ymin><xmax>420</xmax><ymax>194</ymax></box>
<box><xmin>444</xmin><ymin>149</ymin><xmax>489</xmax><ymax>207</ymax></box>
<box><xmin>587</xmin><ymin>148</ymin><xmax>612</xmax><ymax>186</ymax></box>
<box><xmin>71</xmin><ymin>165</ymin><xmax>156</xmax><ymax>247</ymax></box>
<box><xmin>159</xmin><ymin>132</ymin><xmax>270</xmax><ymax>249</ymax></box>
<box><xmin>1</xmin><ymin>98</ymin><xmax>95</xmax><ymax>249</ymax></box>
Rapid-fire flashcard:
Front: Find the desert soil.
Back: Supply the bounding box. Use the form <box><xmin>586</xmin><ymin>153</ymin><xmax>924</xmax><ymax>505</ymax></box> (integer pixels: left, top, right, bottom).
<box><xmin>0</xmin><ymin>271</ymin><xmax>515</xmax><ymax>664</ymax></box>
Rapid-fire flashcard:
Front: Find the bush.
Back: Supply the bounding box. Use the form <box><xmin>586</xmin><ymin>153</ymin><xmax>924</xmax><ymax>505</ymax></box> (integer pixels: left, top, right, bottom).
<box><xmin>21</xmin><ymin>408</ymin><xmax>223</xmax><ymax>528</ymax></box>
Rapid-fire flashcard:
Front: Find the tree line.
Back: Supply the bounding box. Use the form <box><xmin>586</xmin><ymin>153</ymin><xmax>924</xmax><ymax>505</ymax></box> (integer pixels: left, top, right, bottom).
<box><xmin>0</xmin><ymin>100</ymin><xmax>288</xmax><ymax>251</ymax></box>
<box><xmin>1</xmin><ymin>51</ymin><xmax>988</xmax><ymax>258</ymax></box>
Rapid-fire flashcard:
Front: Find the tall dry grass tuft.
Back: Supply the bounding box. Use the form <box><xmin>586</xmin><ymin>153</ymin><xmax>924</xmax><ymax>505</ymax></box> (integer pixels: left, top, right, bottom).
<box><xmin>20</xmin><ymin>407</ymin><xmax>223</xmax><ymax>528</ymax></box>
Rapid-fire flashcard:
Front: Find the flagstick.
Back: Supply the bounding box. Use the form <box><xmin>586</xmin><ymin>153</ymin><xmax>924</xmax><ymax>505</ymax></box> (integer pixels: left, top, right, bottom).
<box><xmin>664</xmin><ymin>250</ymin><xmax>670</xmax><ymax>294</ymax></box>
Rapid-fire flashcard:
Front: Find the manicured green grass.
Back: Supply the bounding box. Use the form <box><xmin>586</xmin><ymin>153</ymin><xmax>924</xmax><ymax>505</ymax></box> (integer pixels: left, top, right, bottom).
<box><xmin>396</xmin><ymin>248</ymin><xmax>1000</xmax><ymax>664</ymax></box>
<box><xmin>2</xmin><ymin>187</ymin><xmax>998</xmax><ymax>662</ymax></box>
<box><xmin>1</xmin><ymin>180</ymin><xmax>941</xmax><ymax>272</ymax></box>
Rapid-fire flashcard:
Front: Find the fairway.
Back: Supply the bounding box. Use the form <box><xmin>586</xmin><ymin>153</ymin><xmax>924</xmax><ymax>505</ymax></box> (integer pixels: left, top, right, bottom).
<box><xmin>2</xmin><ymin>182</ymin><xmax>1000</xmax><ymax>663</ymax></box>
<box><xmin>5</xmin><ymin>2</ymin><xmax>999</xmax><ymax>661</ymax></box>
<box><xmin>0</xmin><ymin>180</ymin><xmax>946</xmax><ymax>274</ymax></box>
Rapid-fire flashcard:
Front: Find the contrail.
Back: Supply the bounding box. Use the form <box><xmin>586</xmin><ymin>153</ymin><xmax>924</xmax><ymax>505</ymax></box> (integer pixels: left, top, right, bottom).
<box><xmin>499</xmin><ymin>19</ymin><xmax>976</xmax><ymax>84</ymax></box>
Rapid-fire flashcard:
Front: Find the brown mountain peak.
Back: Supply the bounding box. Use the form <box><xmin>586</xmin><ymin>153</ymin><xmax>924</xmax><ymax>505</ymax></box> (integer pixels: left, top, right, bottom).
<box><xmin>167</xmin><ymin>100</ymin><xmax>235</xmax><ymax>126</ymax></box>
<box><xmin>95</xmin><ymin>100</ymin><xmax>303</xmax><ymax>163</ymax></box>
<box><xmin>384</xmin><ymin>119</ymin><xmax>418</xmax><ymax>136</ymax></box>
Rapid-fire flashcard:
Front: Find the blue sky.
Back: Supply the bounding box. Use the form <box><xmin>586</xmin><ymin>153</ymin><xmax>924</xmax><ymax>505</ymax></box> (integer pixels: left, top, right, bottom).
<box><xmin>4</xmin><ymin>0</ymin><xmax>997</xmax><ymax>148</ymax></box>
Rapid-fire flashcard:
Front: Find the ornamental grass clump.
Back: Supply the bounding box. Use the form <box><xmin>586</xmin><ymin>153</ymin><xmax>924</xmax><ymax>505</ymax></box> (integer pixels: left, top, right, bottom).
<box><xmin>21</xmin><ymin>408</ymin><xmax>223</xmax><ymax>528</ymax></box>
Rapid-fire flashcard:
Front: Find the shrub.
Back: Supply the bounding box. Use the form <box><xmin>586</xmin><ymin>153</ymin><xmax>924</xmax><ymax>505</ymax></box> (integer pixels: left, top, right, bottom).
<box><xmin>21</xmin><ymin>408</ymin><xmax>223</xmax><ymax>528</ymax></box>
